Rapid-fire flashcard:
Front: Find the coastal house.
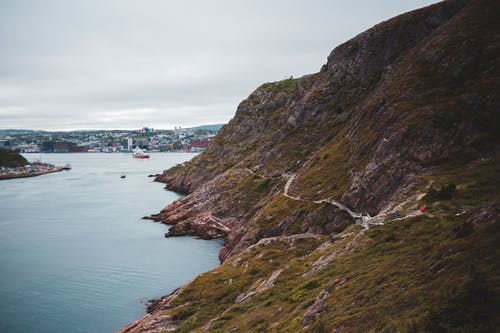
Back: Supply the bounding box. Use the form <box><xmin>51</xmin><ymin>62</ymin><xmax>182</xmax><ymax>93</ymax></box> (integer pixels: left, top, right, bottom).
<box><xmin>53</xmin><ymin>142</ymin><xmax>69</xmax><ymax>153</ymax></box>
<box><xmin>190</xmin><ymin>137</ymin><xmax>212</xmax><ymax>152</ymax></box>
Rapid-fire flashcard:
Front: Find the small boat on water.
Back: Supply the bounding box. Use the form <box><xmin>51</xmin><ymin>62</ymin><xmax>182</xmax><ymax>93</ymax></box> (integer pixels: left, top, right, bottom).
<box><xmin>132</xmin><ymin>147</ymin><xmax>150</xmax><ymax>159</ymax></box>
<box><xmin>120</xmin><ymin>174</ymin><xmax>126</xmax><ymax>179</ymax></box>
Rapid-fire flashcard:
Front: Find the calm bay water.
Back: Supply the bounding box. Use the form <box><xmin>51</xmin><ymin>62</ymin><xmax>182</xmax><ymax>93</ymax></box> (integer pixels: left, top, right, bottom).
<box><xmin>0</xmin><ymin>153</ymin><xmax>221</xmax><ymax>333</ymax></box>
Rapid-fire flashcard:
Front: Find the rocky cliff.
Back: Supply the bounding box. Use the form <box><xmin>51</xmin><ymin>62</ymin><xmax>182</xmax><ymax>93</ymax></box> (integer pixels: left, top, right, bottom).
<box><xmin>120</xmin><ymin>0</ymin><xmax>500</xmax><ymax>332</ymax></box>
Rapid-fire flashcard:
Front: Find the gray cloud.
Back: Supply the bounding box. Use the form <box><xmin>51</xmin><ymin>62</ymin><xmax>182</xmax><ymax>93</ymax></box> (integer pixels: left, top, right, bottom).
<box><xmin>0</xmin><ymin>0</ymin><xmax>438</xmax><ymax>130</ymax></box>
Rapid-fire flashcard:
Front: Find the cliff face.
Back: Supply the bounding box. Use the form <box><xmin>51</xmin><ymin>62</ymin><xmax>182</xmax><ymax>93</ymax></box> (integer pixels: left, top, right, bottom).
<box><xmin>121</xmin><ymin>0</ymin><xmax>500</xmax><ymax>332</ymax></box>
<box><xmin>152</xmin><ymin>0</ymin><xmax>498</xmax><ymax>258</ymax></box>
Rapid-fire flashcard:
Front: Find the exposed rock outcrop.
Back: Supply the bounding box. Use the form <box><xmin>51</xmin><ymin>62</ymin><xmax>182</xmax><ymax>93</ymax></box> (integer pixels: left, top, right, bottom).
<box><xmin>234</xmin><ymin>268</ymin><xmax>284</xmax><ymax>304</ymax></box>
<box><xmin>153</xmin><ymin>0</ymin><xmax>499</xmax><ymax>259</ymax></box>
<box><xmin>302</xmin><ymin>289</ymin><xmax>330</xmax><ymax>327</ymax></box>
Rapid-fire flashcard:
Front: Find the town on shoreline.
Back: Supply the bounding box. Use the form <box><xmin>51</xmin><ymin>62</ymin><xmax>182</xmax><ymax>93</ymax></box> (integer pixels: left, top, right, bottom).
<box><xmin>0</xmin><ymin>125</ymin><xmax>223</xmax><ymax>154</ymax></box>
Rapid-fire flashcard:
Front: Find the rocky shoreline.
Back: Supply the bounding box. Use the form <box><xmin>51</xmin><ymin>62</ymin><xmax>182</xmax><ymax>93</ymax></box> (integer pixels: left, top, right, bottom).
<box><xmin>0</xmin><ymin>163</ymin><xmax>67</xmax><ymax>180</ymax></box>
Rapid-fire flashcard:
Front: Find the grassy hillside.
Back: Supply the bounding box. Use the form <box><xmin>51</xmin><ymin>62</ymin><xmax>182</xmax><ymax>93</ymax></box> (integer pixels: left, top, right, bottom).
<box><xmin>144</xmin><ymin>159</ymin><xmax>499</xmax><ymax>333</ymax></box>
<box><xmin>120</xmin><ymin>0</ymin><xmax>500</xmax><ymax>332</ymax></box>
<box><xmin>0</xmin><ymin>148</ymin><xmax>28</xmax><ymax>167</ymax></box>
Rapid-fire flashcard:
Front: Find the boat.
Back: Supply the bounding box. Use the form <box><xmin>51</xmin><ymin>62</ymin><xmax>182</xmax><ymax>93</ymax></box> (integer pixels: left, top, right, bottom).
<box><xmin>132</xmin><ymin>147</ymin><xmax>150</xmax><ymax>159</ymax></box>
<box><xmin>120</xmin><ymin>174</ymin><xmax>126</xmax><ymax>179</ymax></box>
<box><xmin>63</xmin><ymin>164</ymin><xmax>72</xmax><ymax>170</ymax></box>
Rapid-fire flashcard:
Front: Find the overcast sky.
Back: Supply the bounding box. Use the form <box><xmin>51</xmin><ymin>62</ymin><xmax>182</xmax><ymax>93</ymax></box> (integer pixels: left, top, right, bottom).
<box><xmin>0</xmin><ymin>0</ymin><xmax>438</xmax><ymax>131</ymax></box>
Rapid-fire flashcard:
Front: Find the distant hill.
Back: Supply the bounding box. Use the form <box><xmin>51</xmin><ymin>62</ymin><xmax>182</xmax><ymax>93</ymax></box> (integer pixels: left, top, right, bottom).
<box><xmin>187</xmin><ymin>124</ymin><xmax>225</xmax><ymax>132</ymax></box>
<box><xmin>0</xmin><ymin>148</ymin><xmax>28</xmax><ymax>167</ymax></box>
<box><xmin>0</xmin><ymin>129</ymin><xmax>40</xmax><ymax>135</ymax></box>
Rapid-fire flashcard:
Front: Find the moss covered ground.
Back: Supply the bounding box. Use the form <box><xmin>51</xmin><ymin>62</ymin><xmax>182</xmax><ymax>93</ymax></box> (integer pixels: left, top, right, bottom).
<box><xmin>144</xmin><ymin>2</ymin><xmax>500</xmax><ymax>331</ymax></box>
<box><xmin>0</xmin><ymin>148</ymin><xmax>28</xmax><ymax>167</ymax></box>
<box><xmin>157</xmin><ymin>158</ymin><xmax>500</xmax><ymax>332</ymax></box>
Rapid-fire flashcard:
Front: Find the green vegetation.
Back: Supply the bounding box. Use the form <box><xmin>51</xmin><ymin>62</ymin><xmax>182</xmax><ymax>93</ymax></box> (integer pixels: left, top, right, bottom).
<box><xmin>158</xmin><ymin>158</ymin><xmax>500</xmax><ymax>332</ymax></box>
<box><xmin>171</xmin><ymin>302</ymin><xmax>200</xmax><ymax>320</ymax></box>
<box><xmin>142</xmin><ymin>1</ymin><xmax>500</xmax><ymax>332</ymax></box>
<box><xmin>166</xmin><ymin>209</ymin><xmax>498</xmax><ymax>332</ymax></box>
<box><xmin>292</xmin><ymin>135</ymin><xmax>368</xmax><ymax>200</ymax></box>
<box><xmin>255</xmin><ymin>193</ymin><xmax>351</xmax><ymax>240</ymax></box>
<box><xmin>212</xmin><ymin>171</ymin><xmax>280</xmax><ymax>219</ymax></box>
<box><xmin>424</xmin><ymin>183</ymin><xmax>456</xmax><ymax>202</ymax></box>
<box><xmin>419</xmin><ymin>160</ymin><xmax>500</xmax><ymax>217</ymax></box>
<box><xmin>240</xmin><ymin>77</ymin><xmax>300</xmax><ymax>108</ymax></box>
<box><xmin>425</xmin><ymin>270</ymin><xmax>500</xmax><ymax>333</ymax></box>
<box><xmin>259</xmin><ymin>77</ymin><xmax>298</xmax><ymax>94</ymax></box>
<box><xmin>164</xmin><ymin>163</ymin><xmax>184</xmax><ymax>176</ymax></box>
<box><xmin>0</xmin><ymin>148</ymin><xmax>28</xmax><ymax>167</ymax></box>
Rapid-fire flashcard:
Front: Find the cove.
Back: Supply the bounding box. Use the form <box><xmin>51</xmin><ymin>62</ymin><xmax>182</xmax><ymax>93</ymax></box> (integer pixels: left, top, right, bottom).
<box><xmin>0</xmin><ymin>153</ymin><xmax>221</xmax><ymax>333</ymax></box>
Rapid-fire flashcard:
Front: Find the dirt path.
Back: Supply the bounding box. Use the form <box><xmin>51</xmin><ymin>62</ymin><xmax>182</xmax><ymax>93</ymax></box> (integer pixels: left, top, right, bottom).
<box><xmin>246</xmin><ymin>170</ymin><xmax>418</xmax><ymax>228</ymax></box>
<box><xmin>283</xmin><ymin>173</ymin><xmax>373</xmax><ymax>228</ymax></box>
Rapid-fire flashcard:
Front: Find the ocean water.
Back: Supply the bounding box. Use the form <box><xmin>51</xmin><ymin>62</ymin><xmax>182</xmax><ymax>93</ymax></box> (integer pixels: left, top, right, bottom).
<box><xmin>0</xmin><ymin>153</ymin><xmax>221</xmax><ymax>333</ymax></box>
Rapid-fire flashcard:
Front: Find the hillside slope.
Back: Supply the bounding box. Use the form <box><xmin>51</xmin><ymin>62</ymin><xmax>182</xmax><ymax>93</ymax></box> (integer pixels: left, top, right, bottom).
<box><xmin>0</xmin><ymin>148</ymin><xmax>28</xmax><ymax>167</ymax></box>
<box><xmin>120</xmin><ymin>0</ymin><xmax>500</xmax><ymax>332</ymax></box>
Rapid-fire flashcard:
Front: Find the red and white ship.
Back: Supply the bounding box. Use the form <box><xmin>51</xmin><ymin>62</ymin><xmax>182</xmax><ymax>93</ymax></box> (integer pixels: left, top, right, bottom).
<box><xmin>132</xmin><ymin>147</ymin><xmax>150</xmax><ymax>159</ymax></box>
